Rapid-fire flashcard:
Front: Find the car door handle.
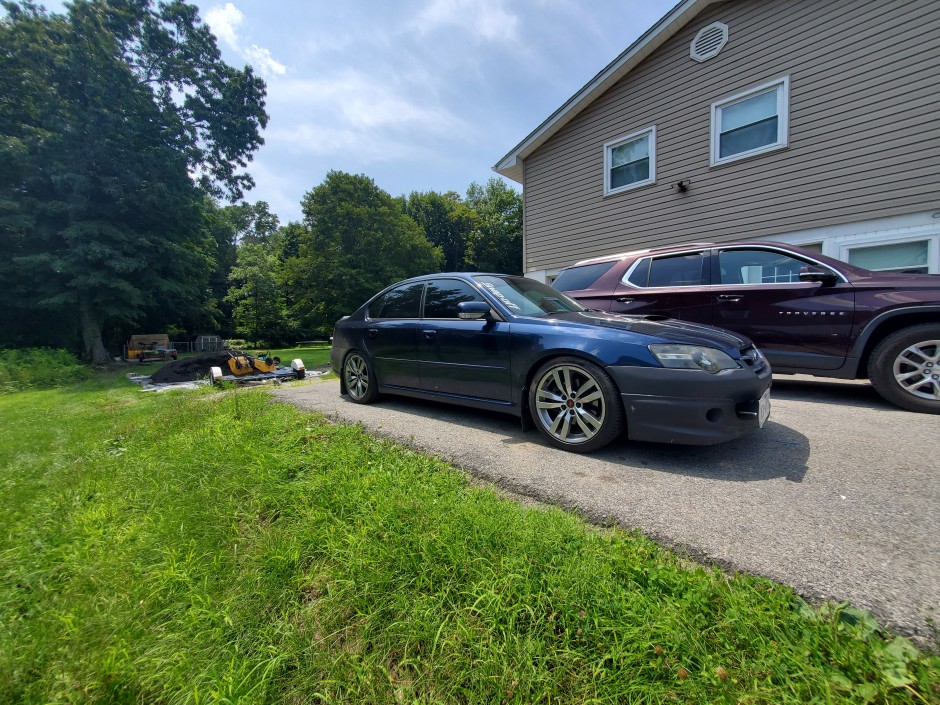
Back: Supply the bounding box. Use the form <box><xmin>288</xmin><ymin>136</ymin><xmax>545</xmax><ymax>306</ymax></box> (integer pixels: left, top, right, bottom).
<box><xmin>422</xmin><ymin>329</ymin><xmax>437</xmax><ymax>341</ymax></box>
<box><xmin>367</xmin><ymin>328</ymin><xmax>378</xmax><ymax>338</ymax></box>
<box><xmin>616</xmin><ymin>297</ymin><xmax>634</xmax><ymax>303</ymax></box>
<box><xmin>717</xmin><ymin>295</ymin><xmax>744</xmax><ymax>303</ymax></box>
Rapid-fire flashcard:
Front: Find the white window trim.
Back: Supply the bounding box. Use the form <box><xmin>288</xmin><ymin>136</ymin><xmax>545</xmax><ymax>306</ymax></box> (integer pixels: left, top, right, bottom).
<box><xmin>603</xmin><ymin>126</ymin><xmax>656</xmax><ymax>196</ymax></box>
<box><xmin>710</xmin><ymin>76</ymin><xmax>789</xmax><ymax>166</ymax></box>
<box><xmin>840</xmin><ymin>235</ymin><xmax>935</xmax><ymax>274</ymax></box>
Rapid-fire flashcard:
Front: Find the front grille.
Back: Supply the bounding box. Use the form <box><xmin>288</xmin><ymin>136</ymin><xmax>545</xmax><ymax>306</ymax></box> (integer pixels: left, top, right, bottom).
<box><xmin>739</xmin><ymin>346</ymin><xmax>766</xmax><ymax>372</ymax></box>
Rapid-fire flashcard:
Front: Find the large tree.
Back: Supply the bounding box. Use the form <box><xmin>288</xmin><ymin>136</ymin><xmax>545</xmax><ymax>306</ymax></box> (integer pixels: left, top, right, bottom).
<box><xmin>289</xmin><ymin>171</ymin><xmax>443</xmax><ymax>334</ymax></box>
<box><xmin>0</xmin><ymin>0</ymin><xmax>267</xmax><ymax>362</ymax></box>
<box><xmin>403</xmin><ymin>190</ymin><xmax>478</xmax><ymax>271</ymax></box>
<box><xmin>465</xmin><ymin>178</ymin><xmax>523</xmax><ymax>274</ymax></box>
<box><xmin>225</xmin><ymin>240</ymin><xmax>292</xmax><ymax>346</ymax></box>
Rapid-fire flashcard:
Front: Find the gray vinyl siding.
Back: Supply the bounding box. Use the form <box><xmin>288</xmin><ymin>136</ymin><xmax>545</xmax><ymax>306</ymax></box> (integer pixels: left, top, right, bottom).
<box><xmin>522</xmin><ymin>0</ymin><xmax>940</xmax><ymax>272</ymax></box>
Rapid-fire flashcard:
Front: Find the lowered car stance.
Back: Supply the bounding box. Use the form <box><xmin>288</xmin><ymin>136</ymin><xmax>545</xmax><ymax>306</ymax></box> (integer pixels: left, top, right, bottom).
<box><xmin>330</xmin><ymin>273</ymin><xmax>771</xmax><ymax>453</ymax></box>
<box><xmin>553</xmin><ymin>241</ymin><xmax>940</xmax><ymax>415</ymax></box>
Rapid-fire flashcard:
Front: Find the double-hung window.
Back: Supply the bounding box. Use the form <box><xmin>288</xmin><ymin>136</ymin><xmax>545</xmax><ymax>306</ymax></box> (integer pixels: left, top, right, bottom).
<box><xmin>604</xmin><ymin>126</ymin><xmax>655</xmax><ymax>195</ymax></box>
<box><xmin>711</xmin><ymin>76</ymin><xmax>789</xmax><ymax>165</ymax></box>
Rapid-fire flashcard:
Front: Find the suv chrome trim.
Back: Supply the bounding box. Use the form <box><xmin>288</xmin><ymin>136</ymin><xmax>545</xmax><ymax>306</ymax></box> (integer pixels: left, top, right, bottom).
<box><xmin>617</xmin><ymin>245</ymin><xmax>850</xmax><ymax>289</ymax></box>
<box><xmin>714</xmin><ymin>245</ymin><xmax>849</xmax><ymax>285</ymax></box>
<box><xmin>574</xmin><ymin>242</ymin><xmax>715</xmax><ymax>267</ymax></box>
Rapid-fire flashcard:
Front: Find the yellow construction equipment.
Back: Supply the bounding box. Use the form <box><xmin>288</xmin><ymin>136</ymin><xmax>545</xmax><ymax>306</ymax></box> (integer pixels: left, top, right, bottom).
<box><xmin>225</xmin><ymin>351</ymin><xmax>281</xmax><ymax>376</ymax></box>
<box><xmin>210</xmin><ymin>354</ymin><xmax>304</xmax><ymax>385</ymax></box>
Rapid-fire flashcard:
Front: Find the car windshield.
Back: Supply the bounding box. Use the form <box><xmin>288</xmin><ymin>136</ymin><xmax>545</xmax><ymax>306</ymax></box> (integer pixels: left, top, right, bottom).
<box><xmin>474</xmin><ymin>275</ymin><xmax>585</xmax><ymax>317</ymax></box>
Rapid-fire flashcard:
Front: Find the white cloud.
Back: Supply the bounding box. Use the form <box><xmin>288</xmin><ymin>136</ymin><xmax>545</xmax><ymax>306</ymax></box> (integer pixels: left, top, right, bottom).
<box><xmin>414</xmin><ymin>0</ymin><xmax>519</xmax><ymax>42</ymax></box>
<box><xmin>270</xmin><ymin>72</ymin><xmax>470</xmax><ymax>136</ymax></box>
<box><xmin>243</xmin><ymin>45</ymin><xmax>287</xmax><ymax>76</ymax></box>
<box><xmin>204</xmin><ymin>3</ymin><xmax>242</xmax><ymax>50</ymax></box>
<box><xmin>263</xmin><ymin>71</ymin><xmax>478</xmax><ymax>170</ymax></box>
<box><xmin>205</xmin><ymin>3</ymin><xmax>286</xmax><ymax>78</ymax></box>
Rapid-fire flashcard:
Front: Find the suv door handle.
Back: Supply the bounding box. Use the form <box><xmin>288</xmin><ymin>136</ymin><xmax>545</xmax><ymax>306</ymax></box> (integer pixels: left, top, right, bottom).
<box><xmin>367</xmin><ymin>328</ymin><xmax>378</xmax><ymax>338</ymax></box>
<box><xmin>717</xmin><ymin>295</ymin><xmax>743</xmax><ymax>303</ymax></box>
<box><xmin>422</xmin><ymin>329</ymin><xmax>437</xmax><ymax>341</ymax></box>
<box><xmin>616</xmin><ymin>297</ymin><xmax>634</xmax><ymax>303</ymax></box>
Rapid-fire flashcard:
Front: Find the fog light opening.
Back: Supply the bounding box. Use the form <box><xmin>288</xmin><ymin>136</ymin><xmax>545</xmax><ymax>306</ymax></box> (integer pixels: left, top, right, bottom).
<box><xmin>706</xmin><ymin>407</ymin><xmax>723</xmax><ymax>423</ymax></box>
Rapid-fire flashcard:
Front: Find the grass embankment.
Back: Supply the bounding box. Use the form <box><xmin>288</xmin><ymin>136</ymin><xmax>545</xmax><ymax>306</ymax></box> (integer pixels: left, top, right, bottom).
<box><xmin>266</xmin><ymin>345</ymin><xmax>332</xmax><ymax>369</ymax></box>
<box><xmin>0</xmin><ymin>369</ymin><xmax>937</xmax><ymax>703</ymax></box>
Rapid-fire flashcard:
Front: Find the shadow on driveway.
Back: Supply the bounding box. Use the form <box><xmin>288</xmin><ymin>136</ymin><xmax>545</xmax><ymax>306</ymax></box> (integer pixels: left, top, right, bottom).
<box><xmin>770</xmin><ymin>375</ymin><xmax>894</xmax><ymax>411</ymax></box>
<box><xmin>341</xmin><ymin>393</ymin><xmax>810</xmax><ymax>484</ymax></box>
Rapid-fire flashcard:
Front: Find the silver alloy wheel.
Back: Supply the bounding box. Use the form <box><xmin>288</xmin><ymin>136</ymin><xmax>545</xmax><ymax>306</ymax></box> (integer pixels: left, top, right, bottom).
<box><xmin>344</xmin><ymin>353</ymin><xmax>370</xmax><ymax>400</ymax></box>
<box><xmin>892</xmin><ymin>339</ymin><xmax>940</xmax><ymax>401</ymax></box>
<box><xmin>534</xmin><ymin>364</ymin><xmax>606</xmax><ymax>445</ymax></box>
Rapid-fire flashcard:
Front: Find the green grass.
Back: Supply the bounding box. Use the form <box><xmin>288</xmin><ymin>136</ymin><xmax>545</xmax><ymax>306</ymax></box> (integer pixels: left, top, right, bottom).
<box><xmin>0</xmin><ymin>372</ymin><xmax>937</xmax><ymax>704</ymax></box>
<box><xmin>250</xmin><ymin>344</ymin><xmax>332</xmax><ymax>368</ymax></box>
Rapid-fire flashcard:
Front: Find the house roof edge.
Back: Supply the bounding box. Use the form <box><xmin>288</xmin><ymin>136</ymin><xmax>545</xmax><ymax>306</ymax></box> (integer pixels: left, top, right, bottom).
<box><xmin>493</xmin><ymin>0</ymin><xmax>723</xmax><ymax>183</ymax></box>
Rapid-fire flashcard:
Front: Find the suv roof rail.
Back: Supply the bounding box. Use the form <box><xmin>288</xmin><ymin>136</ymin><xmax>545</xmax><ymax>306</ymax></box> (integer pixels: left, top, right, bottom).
<box><xmin>571</xmin><ymin>242</ymin><xmax>716</xmax><ymax>267</ymax></box>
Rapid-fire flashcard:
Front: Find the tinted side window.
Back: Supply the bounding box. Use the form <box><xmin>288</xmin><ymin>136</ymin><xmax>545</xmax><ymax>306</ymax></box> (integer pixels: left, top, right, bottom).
<box><xmin>626</xmin><ymin>258</ymin><xmax>650</xmax><ymax>287</ymax></box>
<box><xmin>647</xmin><ymin>253</ymin><xmax>706</xmax><ymax>287</ymax></box>
<box><xmin>368</xmin><ymin>283</ymin><xmax>424</xmax><ymax>319</ymax></box>
<box><xmin>423</xmin><ymin>279</ymin><xmax>483</xmax><ymax>319</ymax></box>
<box><xmin>718</xmin><ymin>249</ymin><xmax>808</xmax><ymax>284</ymax></box>
<box><xmin>552</xmin><ymin>261</ymin><xmax>616</xmax><ymax>291</ymax></box>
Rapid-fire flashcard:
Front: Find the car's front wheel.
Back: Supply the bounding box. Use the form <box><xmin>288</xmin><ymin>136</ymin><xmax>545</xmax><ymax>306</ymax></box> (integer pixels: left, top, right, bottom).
<box><xmin>343</xmin><ymin>350</ymin><xmax>379</xmax><ymax>404</ymax></box>
<box><xmin>869</xmin><ymin>324</ymin><xmax>940</xmax><ymax>414</ymax></box>
<box><xmin>528</xmin><ymin>357</ymin><xmax>625</xmax><ymax>452</ymax></box>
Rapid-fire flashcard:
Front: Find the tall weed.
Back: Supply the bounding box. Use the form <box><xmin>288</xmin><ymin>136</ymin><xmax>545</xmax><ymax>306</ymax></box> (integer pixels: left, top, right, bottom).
<box><xmin>0</xmin><ymin>348</ymin><xmax>91</xmax><ymax>393</ymax></box>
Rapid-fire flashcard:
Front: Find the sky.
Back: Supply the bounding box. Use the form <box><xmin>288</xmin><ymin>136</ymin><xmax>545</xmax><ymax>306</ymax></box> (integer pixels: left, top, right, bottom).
<box><xmin>39</xmin><ymin>0</ymin><xmax>677</xmax><ymax>225</ymax></box>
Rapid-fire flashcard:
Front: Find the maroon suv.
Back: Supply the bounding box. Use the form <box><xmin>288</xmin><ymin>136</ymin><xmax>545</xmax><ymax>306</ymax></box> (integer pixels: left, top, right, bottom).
<box><xmin>552</xmin><ymin>241</ymin><xmax>940</xmax><ymax>414</ymax></box>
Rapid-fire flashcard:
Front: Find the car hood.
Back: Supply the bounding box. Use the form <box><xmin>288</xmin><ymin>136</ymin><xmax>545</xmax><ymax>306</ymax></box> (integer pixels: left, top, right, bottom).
<box><xmin>846</xmin><ymin>270</ymin><xmax>940</xmax><ymax>289</ymax></box>
<box><xmin>545</xmin><ymin>311</ymin><xmax>754</xmax><ymax>350</ymax></box>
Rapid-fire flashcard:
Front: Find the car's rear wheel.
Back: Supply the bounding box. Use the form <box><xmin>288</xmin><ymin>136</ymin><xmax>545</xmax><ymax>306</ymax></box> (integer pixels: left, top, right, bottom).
<box><xmin>869</xmin><ymin>324</ymin><xmax>940</xmax><ymax>414</ymax></box>
<box><xmin>343</xmin><ymin>350</ymin><xmax>379</xmax><ymax>404</ymax></box>
<box><xmin>528</xmin><ymin>357</ymin><xmax>625</xmax><ymax>452</ymax></box>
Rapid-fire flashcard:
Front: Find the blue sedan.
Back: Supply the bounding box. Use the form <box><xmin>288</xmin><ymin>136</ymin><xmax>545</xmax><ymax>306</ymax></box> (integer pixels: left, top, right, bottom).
<box><xmin>330</xmin><ymin>273</ymin><xmax>772</xmax><ymax>452</ymax></box>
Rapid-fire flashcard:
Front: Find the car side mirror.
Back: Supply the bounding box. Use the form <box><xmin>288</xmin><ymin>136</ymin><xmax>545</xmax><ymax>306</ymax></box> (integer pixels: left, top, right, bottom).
<box><xmin>457</xmin><ymin>301</ymin><xmax>492</xmax><ymax>320</ymax></box>
<box><xmin>798</xmin><ymin>265</ymin><xmax>839</xmax><ymax>285</ymax></box>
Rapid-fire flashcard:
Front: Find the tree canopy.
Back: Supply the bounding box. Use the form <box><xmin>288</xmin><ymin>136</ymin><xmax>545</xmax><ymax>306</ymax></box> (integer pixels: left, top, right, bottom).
<box><xmin>0</xmin><ymin>1</ymin><xmax>525</xmax><ymax>356</ymax></box>
<box><xmin>288</xmin><ymin>171</ymin><xmax>444</xmax><ymax>334</ymax></box>
<box><xmin>0</xmin><ymin>0</ymin><xmax>268</xmax><ymax>362</ymax></box>
<box><xmin>465</xmin><ymin>178</ymin><xmax>523</xmax><ymax>274</ymax></box>
<box><xmin>403</xmin><ymin>190</ymin><xmax>479</xmax><ymax>271</ymax></box>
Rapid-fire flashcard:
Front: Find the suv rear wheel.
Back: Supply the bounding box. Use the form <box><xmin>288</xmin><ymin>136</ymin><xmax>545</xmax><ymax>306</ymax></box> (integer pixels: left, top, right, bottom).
<box><xmin>869</xmin><ymin>324</ymin><xmax>940</xmax><ymax>414</ymax></box>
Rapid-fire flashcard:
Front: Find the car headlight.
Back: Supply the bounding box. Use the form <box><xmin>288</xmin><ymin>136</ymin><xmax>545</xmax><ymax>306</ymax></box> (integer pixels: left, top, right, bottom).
<box><xmin>648</xmin><ymin>344</ymin><xmax>739</xmax><ymax>374</ymax></box>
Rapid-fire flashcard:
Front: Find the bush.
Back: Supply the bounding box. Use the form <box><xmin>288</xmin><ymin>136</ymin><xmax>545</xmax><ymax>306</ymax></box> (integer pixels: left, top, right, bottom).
<box><xmin>0</xmin><ymin>348</ymin><xmax>92</xmax><ymax>393</ymax></box>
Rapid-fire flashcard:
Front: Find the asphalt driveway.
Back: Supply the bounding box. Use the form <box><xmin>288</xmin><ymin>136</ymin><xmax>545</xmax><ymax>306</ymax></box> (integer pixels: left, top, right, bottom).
<box><xmin>271</xmin><ymin>375</ymin><xmax>939</xmax><ymax>643</ymax></box>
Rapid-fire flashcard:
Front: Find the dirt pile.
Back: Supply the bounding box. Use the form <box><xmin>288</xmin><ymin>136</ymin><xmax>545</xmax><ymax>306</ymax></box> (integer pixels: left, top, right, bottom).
<box><xmin>150</xmin><ymin>352</ymin><xmax>236</xmax><ymax>383</ymax></box>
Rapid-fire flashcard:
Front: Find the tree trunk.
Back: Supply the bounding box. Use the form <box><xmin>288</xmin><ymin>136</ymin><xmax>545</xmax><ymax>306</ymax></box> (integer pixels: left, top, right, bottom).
<box><xmin>79</xmin><ymin>298</ymin><xmax>110</xmax><ymax>364</ymax></box>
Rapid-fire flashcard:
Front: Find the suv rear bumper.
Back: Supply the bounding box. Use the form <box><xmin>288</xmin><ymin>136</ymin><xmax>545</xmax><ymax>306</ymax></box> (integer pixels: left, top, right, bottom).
<box><xmin>606</xmin><ymin>364</ymin><xmax>772</xmax><ymax>445</ymax></box>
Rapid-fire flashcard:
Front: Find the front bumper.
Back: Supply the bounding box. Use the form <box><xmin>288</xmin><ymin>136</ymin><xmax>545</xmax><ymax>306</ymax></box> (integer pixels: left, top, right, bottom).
<box><xmin>606</xmin><ymin>363</ymin><xmax>772</xmax><ymax>445</ymax></box>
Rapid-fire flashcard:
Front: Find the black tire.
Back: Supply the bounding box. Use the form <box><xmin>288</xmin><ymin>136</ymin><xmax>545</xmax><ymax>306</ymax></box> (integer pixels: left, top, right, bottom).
<box><xmin>528</xmin><ymin>356</ymin><xmax>625</xmax><ymax>452</ymax></box>
<box><xmin>868</xmin><ymin>324</ymin><xmax>940</xmax><ymax>414</ymax></box>
<box><xmin>343</xmin><ymin>350</ymin><xmax>379</xmax><ymax>404</ymax></box>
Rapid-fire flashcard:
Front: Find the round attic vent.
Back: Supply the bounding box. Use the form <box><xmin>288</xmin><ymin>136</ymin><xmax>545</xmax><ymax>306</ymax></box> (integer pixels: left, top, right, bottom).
<box><xmin>690</xmin><ymin>21</ymin><xmax>729</xmax><ymax>62</ymax></box>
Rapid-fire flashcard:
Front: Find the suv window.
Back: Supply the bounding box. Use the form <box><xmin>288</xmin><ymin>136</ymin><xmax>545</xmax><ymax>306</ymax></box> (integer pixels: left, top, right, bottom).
<box><xmin>368</xmin><ymin>283</ymin><xmax>424</xmax><ymax>319</ymax></box>
<box><xmin>552</xmin><ymin>261</ymin><xmax>616</xmax><ymax>291</ymax></box>
<box><xmin>423</xmin><ymin>279</ymin><xmax>483</xmax><ymax>318</ymax></box>
<box><xmin>646</xmin><ymin>253</ymin><xmax>707</xmax><ymax>287</ymax></box>
<box><xmin>718</xmin><ymin>249</ymin><xmax>808</xmax><ymax>285</ymax></box>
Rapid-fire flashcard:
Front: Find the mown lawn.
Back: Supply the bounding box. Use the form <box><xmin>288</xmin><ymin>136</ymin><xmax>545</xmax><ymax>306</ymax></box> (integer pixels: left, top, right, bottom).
<box><xmin>0</xmin><ymin>371</ymin><xmax>937</xmax><ymax>704</ymax></box>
